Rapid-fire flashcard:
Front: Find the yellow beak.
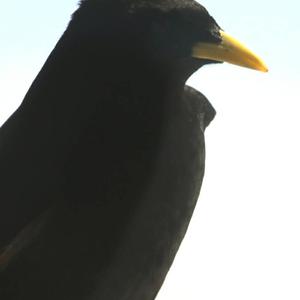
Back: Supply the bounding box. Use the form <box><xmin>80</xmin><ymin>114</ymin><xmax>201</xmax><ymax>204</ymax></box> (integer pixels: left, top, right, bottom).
<box><xmin>192</xmin><ymin>30</ymin><xmax>268</xmax><ymax>72</ymax></box>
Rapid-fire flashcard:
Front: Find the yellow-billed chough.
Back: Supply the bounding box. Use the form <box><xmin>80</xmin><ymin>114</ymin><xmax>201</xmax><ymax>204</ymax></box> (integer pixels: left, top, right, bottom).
<box><xmin>0</xmin><ymin>0</ymin><xmax>267</xmax><ymax>299</ymax></box>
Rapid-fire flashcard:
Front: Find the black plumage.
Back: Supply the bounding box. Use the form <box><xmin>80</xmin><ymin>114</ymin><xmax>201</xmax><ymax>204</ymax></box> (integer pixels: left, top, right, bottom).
<box><xmin>0</xmin><ymin>0</ymin><xmax>264</xmax><ymax>299</ymax></box>
<box><xmin>0</xmin><ymin>84</ymin><xmax>214</xmax><ymax>299</ymax></box>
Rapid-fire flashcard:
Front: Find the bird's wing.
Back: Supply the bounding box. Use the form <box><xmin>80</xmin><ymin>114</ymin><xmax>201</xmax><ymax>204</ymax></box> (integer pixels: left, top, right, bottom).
<box><xmin>0</xmin><ymin>208</ymin><xmax>53</xmax><ymax>272</ymax></box>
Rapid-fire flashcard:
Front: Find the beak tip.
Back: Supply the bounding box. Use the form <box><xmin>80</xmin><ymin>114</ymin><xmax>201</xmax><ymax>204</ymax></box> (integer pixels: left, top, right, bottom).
<box><xmin>259</xmin><ymin>64</ymin><xmax>269</xmax><ymax>73</ymax></box>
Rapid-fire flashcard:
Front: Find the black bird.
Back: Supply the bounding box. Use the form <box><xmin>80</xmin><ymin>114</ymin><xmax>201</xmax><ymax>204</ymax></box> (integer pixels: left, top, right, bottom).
<box><xmin>0</xmin><ymin>0</ymin><xmax>267</xmax><ymax>299</ymax></box>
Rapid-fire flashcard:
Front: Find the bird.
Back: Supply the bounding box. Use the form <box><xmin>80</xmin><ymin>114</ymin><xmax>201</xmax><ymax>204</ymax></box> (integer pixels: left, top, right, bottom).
<box><xmin>0</xmin><ymin>0</ymin><xmax>267</xmax><ymax>299</ymax></box>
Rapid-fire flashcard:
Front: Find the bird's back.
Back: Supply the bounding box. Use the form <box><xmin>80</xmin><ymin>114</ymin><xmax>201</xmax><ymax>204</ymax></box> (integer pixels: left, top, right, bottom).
<box><xmin>0</xmin><ymin>85</ymin><xmax>215</xmax><ymax>300</ymax></box>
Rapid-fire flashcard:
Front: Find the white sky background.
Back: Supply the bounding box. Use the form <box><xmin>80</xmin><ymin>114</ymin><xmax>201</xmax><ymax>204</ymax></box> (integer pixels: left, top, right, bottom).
<box><xmin>0</xmin><ymin>0</ymin><xmax>300</xmax><ymax>299</ymax></box>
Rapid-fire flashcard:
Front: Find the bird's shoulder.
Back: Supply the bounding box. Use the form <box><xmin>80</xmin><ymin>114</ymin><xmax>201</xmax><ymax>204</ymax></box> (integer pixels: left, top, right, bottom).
<box><xmin>183</xmin><ymin>85</ymin><xmax>216</xmax><ymax>130</ymax></box>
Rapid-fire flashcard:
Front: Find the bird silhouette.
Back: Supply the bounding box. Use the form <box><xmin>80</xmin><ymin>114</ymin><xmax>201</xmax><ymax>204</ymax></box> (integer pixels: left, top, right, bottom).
<box><xmin>0</xmin><ymin>0</ymin><xmax>267</xmax><ymax>299</ymax></box>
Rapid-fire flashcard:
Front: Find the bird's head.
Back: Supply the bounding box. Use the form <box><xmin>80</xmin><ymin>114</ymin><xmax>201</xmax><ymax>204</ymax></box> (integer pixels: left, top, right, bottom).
<box><xmin>70</xmin><ymin>0</ymin><xmax>267</xmax><ymax>82</ymax></box>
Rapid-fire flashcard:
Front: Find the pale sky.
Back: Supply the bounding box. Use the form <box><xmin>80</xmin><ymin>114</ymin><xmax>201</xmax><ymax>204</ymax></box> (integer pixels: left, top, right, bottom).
<box><xmin>0</xmin><ymin>1</ymin><xmax>300</xmax><ymax>299</ymax></box>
